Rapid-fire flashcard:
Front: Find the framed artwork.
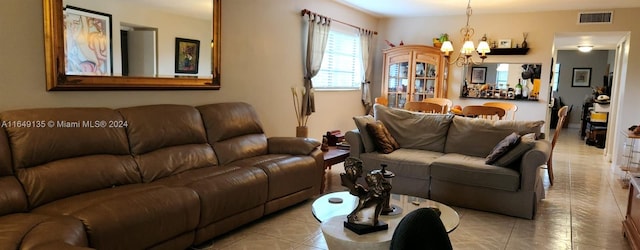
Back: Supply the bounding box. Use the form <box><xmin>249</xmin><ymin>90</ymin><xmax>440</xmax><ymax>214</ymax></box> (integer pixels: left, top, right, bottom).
<box><xmin>175</xmin><ymin>38</ymin><xmax>200</xmax><ymax>74</ymax></box>
<box><xmin>572</xmin><ymin>68</ymin><xmax>592</xmax><ymax>87</ymax></box>
<box><xmin>64</xmin><ymin>6</ymin><xmax>113</xmax><ymax>76</ymax></box>
<box><xmin>471</xmin><ymin>67</ymin><xmax>487</xmax><ymax>84</ymax></box>
<box><xmin>498</xmin><ymin>39</ymin><xmax>512</xmax><ymax>48</ymax></box>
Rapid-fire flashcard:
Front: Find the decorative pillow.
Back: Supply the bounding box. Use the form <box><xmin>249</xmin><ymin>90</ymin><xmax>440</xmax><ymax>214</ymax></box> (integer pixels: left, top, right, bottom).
<box><xmin>485</xmin><ymin>132</ymin><xmax>521</xmax><ymax>165</ymax></box>
<box><xmin>366</xmin><ymin>121</ymin><xmax>400</xmax><ymax>154</ymax></box>
<box><xmin>493</xmin><ymin>133</ymin><xmax>537</xmax><ymax>167</ymax></box>
<box><xmin>353</xmin><ymin>115</ymin><xmax>376</xmax><ymax>153</ymax></box>
<box><xmin>373</xmin><ymin>104</ymin><xmax>454</xmax><ymax>152</ymax></box>
<box><xmin>445</xmin><ymin>116</ymin><xmax>544</xmax><ymax>157</ymax></box>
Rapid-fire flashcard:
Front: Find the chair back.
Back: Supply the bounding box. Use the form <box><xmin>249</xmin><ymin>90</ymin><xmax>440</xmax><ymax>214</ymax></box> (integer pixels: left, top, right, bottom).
<box><xmin>423</xmin><ymin>98</ymin><xmax>453</xmax><ymax>112</ymax></box>
<box><xmin>462</xmin><ymin>105</ymin><xmax>506</xmax><ymax>120</ymax></box>
<box><xmin>483</xmin><ymin>102</ymin><xmax>518</xmax><ymax>120</ymax></box>
<box><xmin>404</xmin><ymin>101</ymin><xmax>445</xmax><ymax>113</ymax></box>
<box><xmin>375</xmin><ymin>96</ymin><xmax>388</xmax><ymax>106</ymax></box>
<box><xmin>551</xmin><ymin>106</ymin><xmax>569</xmax><ymax>150</ymax></box>
<box><xmin>546</xmin><ymin>105</ymin><xmax>569</xmax><ymax>185</ymax></box>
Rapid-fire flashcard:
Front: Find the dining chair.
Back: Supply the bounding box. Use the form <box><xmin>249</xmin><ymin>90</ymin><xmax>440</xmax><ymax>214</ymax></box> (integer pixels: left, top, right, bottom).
<box><xmin>462</xmin><ymin>105</ymin><xmax>506</xmax><ymax>120</ymax></box>
<box><xmin>547</xmin><ymin>105</ymin><xmax>569</xmax><ymax>185</ymax></box>
<box><xmin>404</xmin><ymin>101</ymin><xmax>445</xmax><ymax>113</ymax></box>
<box><xmin>483</xmin><ymin>102</ymin><xmax>518</xmax><ymax>120</ymax></box>
<box><xmin>423</xmin><ymin>98</ymin><xmax>453</xmax><ymax>113</ymax></box>
<box><xmin>375</xmin><ymin>96</ymin><xmax>388</xmax><ymax>106</ymax></box>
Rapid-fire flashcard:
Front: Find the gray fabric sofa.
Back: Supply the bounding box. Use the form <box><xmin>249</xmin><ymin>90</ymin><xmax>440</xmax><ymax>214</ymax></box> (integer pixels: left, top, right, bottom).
<box><xmin>345</xmin><ymin>104</ymin><xmax>551</xmax><ymax>219</ymax></box>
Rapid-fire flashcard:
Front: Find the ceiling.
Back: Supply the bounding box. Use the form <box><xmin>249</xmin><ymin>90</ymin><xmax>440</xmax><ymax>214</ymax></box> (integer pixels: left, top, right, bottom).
<box><xmin>335</xmin><ymin>0</ymin><xmax>638</xmax><ymax>51</ymax></box>
<box><xmin>335</xmin><ymin>0</ymin><xmax>640</xmax><ymax>17</ymax></box>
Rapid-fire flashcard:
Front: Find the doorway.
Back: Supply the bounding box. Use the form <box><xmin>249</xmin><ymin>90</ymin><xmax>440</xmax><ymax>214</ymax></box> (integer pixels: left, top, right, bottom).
<box><xmin>120</xmin><ymin>25</ymin><xmax>158</xmax><ymax>77</ymax></box>
<box><xmin>551</xmin><ymin>31</ymin><xmax>629</xmax><ymax>162</ymax></box>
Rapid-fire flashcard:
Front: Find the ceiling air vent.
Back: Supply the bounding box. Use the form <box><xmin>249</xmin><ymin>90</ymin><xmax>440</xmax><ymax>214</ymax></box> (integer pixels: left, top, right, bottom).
<box><xmin>578</xmin><ymin>11</ymin><xmax>613</xmax><ymax>24</ymax></box>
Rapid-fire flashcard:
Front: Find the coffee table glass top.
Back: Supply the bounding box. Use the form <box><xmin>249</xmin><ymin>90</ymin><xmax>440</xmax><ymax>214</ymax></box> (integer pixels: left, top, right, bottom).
<box><xmin>312</xmin><ymin>191</ymin><xmax>459</xmax><ymax>233</ymax></box>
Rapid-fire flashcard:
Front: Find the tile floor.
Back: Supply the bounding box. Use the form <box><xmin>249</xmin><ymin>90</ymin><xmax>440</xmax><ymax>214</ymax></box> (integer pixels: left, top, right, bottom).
<box><xmin>200</xmin><ymin>128</ymin><xmax>631</xmax><ymax>249</ymax></box>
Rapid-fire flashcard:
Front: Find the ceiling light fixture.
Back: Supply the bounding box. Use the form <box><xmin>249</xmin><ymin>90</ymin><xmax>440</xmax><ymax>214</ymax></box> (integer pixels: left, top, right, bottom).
<box><xmin>577</xmin><ymin>45</ymin><xmax>593</xmax><ymax>52</ymax></box>
<box><xmin>440</xmin><ymin>0</ymin><xmax>490</xmax><ymax>67</ymax></box>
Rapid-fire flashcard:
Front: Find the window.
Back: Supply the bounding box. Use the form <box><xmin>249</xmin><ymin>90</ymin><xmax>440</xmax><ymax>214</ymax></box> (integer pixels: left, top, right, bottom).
<box><xmin>495</xmin><ymin>64</ymin><xmax>509</xmax><ymax>89</ymax></box>
<box><xmin>313</xmin><ymin>29</ymin><xmax>361</xmax><ymax>90</ymax></box>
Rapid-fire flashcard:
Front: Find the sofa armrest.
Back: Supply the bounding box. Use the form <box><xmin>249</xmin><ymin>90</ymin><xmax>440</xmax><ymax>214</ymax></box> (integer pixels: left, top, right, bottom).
<box><xmin>519</xmin><ymin>139</ymin><xmax>552</xmax><ymax>192</ymax></box>
<box><xmin>345</xmin><ymin>129</ymin><xmax>365</xmax><ymax>158</ymax></box>
<box><xmin>267</xmin><ymin>137</ymin><xmax>320</xmax><ymax>155</ymax></box>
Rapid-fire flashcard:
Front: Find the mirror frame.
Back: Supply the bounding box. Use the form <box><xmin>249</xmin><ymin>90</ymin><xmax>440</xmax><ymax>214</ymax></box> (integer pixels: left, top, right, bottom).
<box><xmin>43</xmin><ymin>0</ymin><xmax>221</xmax><ymax>90</ymax></box>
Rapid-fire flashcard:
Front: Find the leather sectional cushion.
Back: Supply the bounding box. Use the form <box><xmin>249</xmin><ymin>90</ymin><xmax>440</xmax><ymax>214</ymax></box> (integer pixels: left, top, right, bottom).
<box><xmin>154</xmin><ymin>166</ymin><xmax>269</xmax><ymax>226</ymax></box>
<box><xmin>229</xmin><ymin>154</ymin><xmax>319</xmax><ymax>201</ymax></box>
<box><xmin>212</xmin><ymin>134</ymin><xmax>269</xmax><ymax>165</ymax></box>
<box><xmin>197</xmin><ymin>103</ymin><xmax>265</xmax><ymax>143</ymax></box>
<box><xmin>0</xmin><ymin>213</ymin><xmax>88</xmax><ymax>250</ymax></box>
<box><xmin>0</xmin><ymin>108</ymin><xmax>130</xmax><ymax>169</ymax></box>
<box><xmin>133</xmin><ymin>144</ymin><xmax>217</xmax><ymax>182</ymax></box>
<box><xmin>117</xmin><ymin>104</ymin><xmax>209</xmax><ymax>155</ymax></box>
<box><xmin>0</xmin><ymin>177</ymin><xmax>28</xmax><ymax>216</ymax></box>
<box><xmin>119</xmin><ymin>105</ymin><xmax>219</xmax><ymax>182</ymax></box>
<box><xmin>17</xmin><ymin>155</ymin><xmax>141</xmax><ymax>208</ymax></box>
<box><xmin>267</xmin><ymin>137</ymin><xmax>321</xmax><ymax>155</ymax></box>
<box><xmin>33</xmin><ymin>184</ymin><xmax>200</xmax><ymax>250</ymax></box>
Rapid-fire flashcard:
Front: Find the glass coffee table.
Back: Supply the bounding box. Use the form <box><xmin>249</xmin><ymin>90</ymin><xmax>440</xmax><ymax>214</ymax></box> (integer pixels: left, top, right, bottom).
<box><xmin>312</xmin><ymin>191</ymin><xmax>459</xmax><ymax>250</ymax></box>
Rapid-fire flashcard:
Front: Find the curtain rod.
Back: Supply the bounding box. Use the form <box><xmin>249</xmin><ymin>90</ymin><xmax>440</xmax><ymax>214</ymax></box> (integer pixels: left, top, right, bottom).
<box><xmin>301</xmin><ymin>9</ymin><xmax>378</xmax><ymax>35</ymax></box>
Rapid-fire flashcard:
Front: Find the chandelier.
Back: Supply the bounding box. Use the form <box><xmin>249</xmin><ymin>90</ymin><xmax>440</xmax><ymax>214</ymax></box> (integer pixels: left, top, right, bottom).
<box><xmin>440</xmin><ymin>0</ymin><xmax>490</xmax><ymax>67</ymax></box>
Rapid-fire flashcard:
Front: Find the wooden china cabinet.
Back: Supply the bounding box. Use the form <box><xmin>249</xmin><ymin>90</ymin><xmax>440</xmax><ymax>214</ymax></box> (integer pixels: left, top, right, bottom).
<box><xmin>381</xmin><ymin>45</ymin><xmax>447</xmax><ymax>108</ymax></box>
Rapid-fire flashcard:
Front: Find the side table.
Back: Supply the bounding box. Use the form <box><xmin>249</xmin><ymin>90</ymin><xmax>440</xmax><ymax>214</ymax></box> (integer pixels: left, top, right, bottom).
<box><xmin>322</xmin><ymin>146</ymin><xmax>350</xmax><ymax>193</ymax></box>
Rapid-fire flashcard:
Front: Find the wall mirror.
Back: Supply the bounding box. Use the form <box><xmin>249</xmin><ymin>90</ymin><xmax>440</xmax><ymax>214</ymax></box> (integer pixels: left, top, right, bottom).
<box><xmin>43</xmin><ymin>0</ymin><xmax>221</xmax><ymax>90</ymax></box>
<box><xmin>462</xmin><ymin>63</ymin><xmax>542</xmax><ymax>100</ymax></box>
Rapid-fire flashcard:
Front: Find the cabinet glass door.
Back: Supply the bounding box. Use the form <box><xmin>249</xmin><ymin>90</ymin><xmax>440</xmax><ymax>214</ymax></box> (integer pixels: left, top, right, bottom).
<box><xmin>413</xmin><ymin>62</ymin><xmax>437</xmax><ymax>101</ymax></box>
<box><xmin>387</xmin><ymin>62</ymin><xmax>409</xmax><ymax>108</ymax></box>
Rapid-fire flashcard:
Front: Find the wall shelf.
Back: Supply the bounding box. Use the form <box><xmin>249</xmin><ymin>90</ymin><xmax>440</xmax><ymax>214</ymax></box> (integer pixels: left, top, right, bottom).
<box><xmin>486</xmin><ymin>48</ymin><xmax>530</xmax><ymax>55</ymax></box>
<box><xmin>460</xmin><ymin>96</ymin><xmax>539</xmax><ymax>102</ymax></box>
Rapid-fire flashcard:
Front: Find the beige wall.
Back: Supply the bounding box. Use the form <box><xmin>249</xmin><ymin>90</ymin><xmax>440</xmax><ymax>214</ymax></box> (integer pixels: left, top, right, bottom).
<box><xmin>0</xmin><ymin>0</ymin><xmax>378</xmax><ymax>142</ymax></box>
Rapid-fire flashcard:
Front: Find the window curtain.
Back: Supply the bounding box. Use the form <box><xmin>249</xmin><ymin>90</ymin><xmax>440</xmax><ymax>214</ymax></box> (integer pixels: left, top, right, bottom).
<box><xmin>302</xmin><ymin>14</ymin><xmax>331</xmax><ymax>117</ymax></box>
<box><xmin>359</xmin><ymin>29</ymin><xmax>374</xmax><ymax>115</ymax></box>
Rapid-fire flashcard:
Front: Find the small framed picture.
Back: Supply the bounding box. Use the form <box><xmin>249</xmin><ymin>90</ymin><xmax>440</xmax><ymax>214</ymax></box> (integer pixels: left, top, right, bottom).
<box><xmin>471</xmin><ymin>67</ymin><xmax>487</xmax><ymax>84</ymax></box>
<box><xmin>572</xmin><ymin>68</ymin><xmax>592</xmax><ymax>87</ymax></box>
<box><xmin>175</xmin><ymin>38</ymin><xmax>200</xmax><ymax>74</ymax></box>
<box><xmin>498</xmin><ymin>39</ymin><xmax>512</xmax><ymax>48</ymax></box>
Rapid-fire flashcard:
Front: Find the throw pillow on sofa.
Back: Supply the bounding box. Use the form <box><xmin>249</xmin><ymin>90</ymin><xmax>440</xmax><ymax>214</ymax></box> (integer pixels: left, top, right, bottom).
<box><xmin>373</xmin><ymin>104</ymin><xmax>453</xmax><ymax>152</ymax></box>
<box><xmin>353</xmin><ymin>115</ymin><xmax>376</xmax><ymax>153</ymax></box>
<box><xmin>445</xmin><ymin>116</ymin><xmax>544</xmax><ymax>158</ymax></box>
<box><xmin>486</xmin><ymin>132</ymin><xmax>521</xmax><ymax>165</ymax></box>
<box><xmin>492</xmin><ymin>133</ymin><xmax>537</xmax><ymax>167</ymax></box>
<box><xmin>366</xmin><ymin>120</ymin><xmax>400</xmax><ymax>154</ymax></box>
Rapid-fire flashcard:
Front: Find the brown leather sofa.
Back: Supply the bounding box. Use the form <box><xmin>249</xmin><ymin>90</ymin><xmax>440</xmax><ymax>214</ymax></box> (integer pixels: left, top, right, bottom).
<box><xmin>0</xmin><ymin>102</ymin><xmax>322</xmax><ymax>250</ymax></box>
